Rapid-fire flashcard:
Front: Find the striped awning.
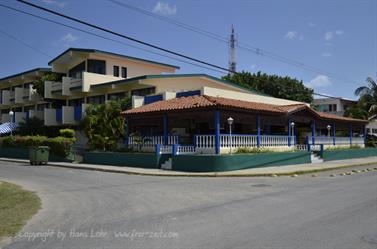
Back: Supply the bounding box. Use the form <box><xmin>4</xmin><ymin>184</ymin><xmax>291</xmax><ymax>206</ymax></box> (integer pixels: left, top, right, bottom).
<box><xmin>0</xmin><ymin>122</ymin><xmax>18</xmax><ymax>135</ymax></box>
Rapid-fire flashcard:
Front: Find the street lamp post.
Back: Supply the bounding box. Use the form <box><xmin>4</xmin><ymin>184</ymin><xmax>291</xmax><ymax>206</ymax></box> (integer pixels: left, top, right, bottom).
<box><xmin>227</xmin><ymin>117</ymin><xmax>234</xmax><ymax>154</ymax></box>
<box><xmin>9</xmin><ymin>110</ymin><xmax>14</xmax><ymax>136</ymax></box>
<box><xmin>327</xmin><ymin>125</ymin><xmax>331</xmax><ymax>137</ymax></box>
<box><xmin>290</xmin><ymin>122</ymin><xmax>295</xmax><ymax>145</ymax></box>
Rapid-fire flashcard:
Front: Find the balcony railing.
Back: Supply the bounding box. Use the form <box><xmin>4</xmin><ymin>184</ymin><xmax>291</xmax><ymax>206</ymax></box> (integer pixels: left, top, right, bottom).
<box><xmin>62</xmin><ymin>77</ymin><xmax>83</xmax><ymax>95</ymax></box>
<box><xmin>307</xmin><ymin>136</ymin><xmax>365</xmax><ymax>145</ymax></box>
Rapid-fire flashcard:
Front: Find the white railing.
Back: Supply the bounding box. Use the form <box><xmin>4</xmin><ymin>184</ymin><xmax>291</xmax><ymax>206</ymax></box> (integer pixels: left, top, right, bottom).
<box><xmin>260</xmin><ymin>135</ymin><xmax>291</xmax><ymax>147</ymax></box>
<box><xmin>220</xmin><ymin>134</ymin><xmax>257</xmax><ymax>148</ymax></box>
<box><xmin>159</xmin><ymin>145</ymin><xmax>172</xmax><ymax>154</ymax></box>
<box><xmin>195</xmin><ymin>135</ymin><xmax>215</xmax><ymax>148</ymax></box>
<box><xmin>308</xmin><ymin>136</ymin><xmax>365</xmax><ymax>145</ymax></box>
<box><xmin>196</xmin><ymin>134</ymin><xmax>293</xmax><ymax>148</ymax></box>
<box><xmin>296</xmin><ymin>144</ymin><xmax>308</xmax><ymax>151</ymax></box>
<box><xmin>352</xmin><ymin>137</ymin><xmax>365</xmax><ymax>145</ymax></box>
<box><xmin>336</xmin><ymin>137</ymin><xmax>351</xmax><ymax>145</ymax></box>
<box><xmin>177</xmin><ymin>145</ymin><xmax>196</xmax><ymax>155</ymax></box>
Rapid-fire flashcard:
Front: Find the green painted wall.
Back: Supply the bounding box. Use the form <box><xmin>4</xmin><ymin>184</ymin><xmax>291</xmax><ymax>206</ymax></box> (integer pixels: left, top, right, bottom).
<box><xmin>172</xmin><ymin>151</ymin><xmax>311</xmax><ymax>172</ymax></box>
<box><xmin>323</xmin><ymin>148</ymin><xmax>377</xmax><ymax>161</ymax></box>
<box><xmin>0</xmin><ymin>147</ymin><xmax>74</xmax><ymax>162</ymax></box>
<box><xmin>83</xmin><ymin>152</ymin><xmax>161</xmax><ymax>168</ymax></box>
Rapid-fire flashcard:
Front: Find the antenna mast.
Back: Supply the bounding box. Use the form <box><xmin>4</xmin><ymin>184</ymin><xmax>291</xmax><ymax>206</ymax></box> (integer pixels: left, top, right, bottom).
<box><xmin>228</xmin><ymin>25</ymin><xmax>237</xmax><ymax>75</ymax></box>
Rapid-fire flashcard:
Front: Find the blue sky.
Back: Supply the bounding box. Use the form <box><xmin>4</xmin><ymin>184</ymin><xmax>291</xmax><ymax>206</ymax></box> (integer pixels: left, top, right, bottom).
<box><xmin>0</xmin><ymin>0</ymin><xmax>376</xmax><ymax>100</ymax></box>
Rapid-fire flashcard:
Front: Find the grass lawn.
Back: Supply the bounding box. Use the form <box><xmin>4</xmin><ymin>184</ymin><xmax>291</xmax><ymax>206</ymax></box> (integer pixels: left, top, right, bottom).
<box><xmin>0</xmin><ymin>181</ymin><xmax>41</xmax><ymax>240</ymax></box>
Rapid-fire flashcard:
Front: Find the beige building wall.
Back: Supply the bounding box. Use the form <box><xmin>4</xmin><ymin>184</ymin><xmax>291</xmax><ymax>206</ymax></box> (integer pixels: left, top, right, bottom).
<box><xmin>202</xmin><ymin>87</ymin><xmax>306</xmax><ymax>106</ymax></box>
<box><xmin>88</xmin><ymin>53</ymin><xmax>176</xmax><ymax>78</ymax></box>
<box><xmin>144</xmin><ymin>77</ymin><xmax>249</xmax><ymax>94</ymax></box>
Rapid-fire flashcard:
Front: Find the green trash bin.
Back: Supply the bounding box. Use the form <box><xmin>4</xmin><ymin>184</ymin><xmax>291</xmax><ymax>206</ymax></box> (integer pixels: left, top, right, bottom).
<box><xmin>29</xmin><ymin>146</ymin><xmax>50</xmax><ymax>165</ymax></box>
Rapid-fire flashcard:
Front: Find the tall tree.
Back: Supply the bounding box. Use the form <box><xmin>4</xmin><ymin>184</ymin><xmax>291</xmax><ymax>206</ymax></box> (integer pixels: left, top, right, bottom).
<box><xmin>81</xmin><ymin>98</ymin><xmax>131</xmax><ymax>151</ymax></box>
<box><xmin>354</xmin><ymin>77</ymin><xmax>377</xmax><ymax>116</ymax></box>
<box><xmin>222</xmin><ymin>71</ymin><xmax>313</xmax><ymax>103</ymax></box>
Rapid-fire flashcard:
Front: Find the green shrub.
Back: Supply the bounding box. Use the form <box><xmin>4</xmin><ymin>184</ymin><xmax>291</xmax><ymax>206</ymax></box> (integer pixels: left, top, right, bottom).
<box><xmin>59</xmin><ymin>128</ymin><xmax>75</xmax><ymax>138</ymax></box>
<box><xmin>0</xmin><ymin>135</ymin><xmax>75</xmax><ymax>157</ymax></box>
<box><xmin>235</xmin><ymin>147</ymin><xmax>273</xmax><ymax>154</ymax></box>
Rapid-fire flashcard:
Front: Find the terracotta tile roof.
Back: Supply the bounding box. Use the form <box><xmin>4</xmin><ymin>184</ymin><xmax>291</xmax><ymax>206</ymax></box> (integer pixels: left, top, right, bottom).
<box><xmin>315</xmin><ymin>111</ymin><xmax>367</xmax><ymax>123</ymax></box>
<box><xmin>123</xmin><ymin>95</ymin><xmax>284</xmax><ymax>115</ymax></box>
<box><xmin>122</xmin><ymin>95</ymin><xmax>367</xmax><ymax>123</ymax></box>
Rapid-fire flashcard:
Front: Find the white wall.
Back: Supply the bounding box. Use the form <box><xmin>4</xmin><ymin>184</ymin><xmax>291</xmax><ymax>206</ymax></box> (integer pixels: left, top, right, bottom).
<box><xmin>202</xmin><ymin>86</ymin><xmax>306</xmax><ymax>106</ymax></box>
<box><xmin>44</xmin><ymin>108</ymin><xmax>58</xmax><ymax>126</ymax></box>
<box><xmin>62</xmin><ymin>106</ymin><xmax>76</xmax><ymax>124</ymax></box>
<box><xmin>82</xmin><ymin>72</ymin><xmax>120</xmax><ymax>92</ymax></box>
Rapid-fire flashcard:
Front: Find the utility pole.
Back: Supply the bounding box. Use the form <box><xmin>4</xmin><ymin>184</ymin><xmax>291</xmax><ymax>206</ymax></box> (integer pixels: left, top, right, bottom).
<box><xmin>228</xmin><ymin>25</ymin><xmax>237</xmax><ymax>75</ymax></box>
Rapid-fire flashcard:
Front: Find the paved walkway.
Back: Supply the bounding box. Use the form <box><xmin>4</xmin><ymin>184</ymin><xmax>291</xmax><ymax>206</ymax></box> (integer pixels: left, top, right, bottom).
<box><xmin>1</xmin><ymin>156</ymin><xmax>377</xmax><ymax>176</ymax></box>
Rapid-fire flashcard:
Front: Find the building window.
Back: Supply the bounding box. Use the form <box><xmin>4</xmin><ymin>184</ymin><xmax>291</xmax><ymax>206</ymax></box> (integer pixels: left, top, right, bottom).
<box><xmin>121</xmin><ymin>67</ymin><xmax>127</xmax><ymax>78</ymax></box>
<box><xmin>107</xmin><ymin>92</ymin><xmax>128</xmax><ymax>101</ymax></box>
<box><xmin>68</xmin><ymin>98</ymin><xmax>84</xmax><ymax>106</ymax></box>
<box><xmin>69</xmin><ymin>61</ymin><xmax>86</xmax><ymax>79</ymax></box>
<box><xmin>328</xmin><ymin>104</ymin><xmax>337</xmax><ymax>112</ymax></box>
<box><xmin>87</xmin><ymin>59</ymin><xmax>106</xmax><ymax>75</ymax></box>
<box><xmin>113</xmin><ymin>66</ymin><xmax>119</xmax><ymax>77</ymax></box>
<box><xmin>87</xmin><ymin>95</ymin><xmax>105</xmax><ymax>105</ymax></box>
<box><xmin>131</xmin><ymin>87</ymin><xmax>156</xmax><ymax>96</ymax></box>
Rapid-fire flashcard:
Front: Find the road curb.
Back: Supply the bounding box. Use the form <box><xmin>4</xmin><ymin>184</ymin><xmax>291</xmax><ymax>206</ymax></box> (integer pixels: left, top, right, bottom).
<box><xmin>1</xmin><ymin>157</ymin><xmax>376</xmax><ymax>177</ymax></box>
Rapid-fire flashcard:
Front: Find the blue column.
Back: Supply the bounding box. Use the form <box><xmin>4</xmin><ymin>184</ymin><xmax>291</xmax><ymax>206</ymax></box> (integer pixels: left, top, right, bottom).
<box><xmin>257</xmin><ymin>114</ymin><xmax>261</xmax><ymax>147</ymax></box>
<box><xmin>124</xmin><ymin>117</ymin><xmax>129</xmax><ymax>146</ymax></box>
<box><xmin>288</xmin><ymin>118</ymin><xmax>291</xmax><ymax>147</ymax></box>
<box><xmin>333</xmin><ymin>122</ymin><xmax>336</xmax><ymax>145</ymax></box>
<box><xmin>215</xmin><ymin>111</ymin><xmax>220</xmax><ymax>154</ymax></box>
<box><xmin>311</xmin><ymin>120</ymin><xmax>316</xmax><ymax>145</ymax></box>
<box><xmin>349</xmin><ymin>124</ymin><xmax>352</xmax><ymax>145</ymax></box>
<box><xmin>163</xmin><ymin>113</ymin><xmax>168</xmax><ymax>145</ymax></box>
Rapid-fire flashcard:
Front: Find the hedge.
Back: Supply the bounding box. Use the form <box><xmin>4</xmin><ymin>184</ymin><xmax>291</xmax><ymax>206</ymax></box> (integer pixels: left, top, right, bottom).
<box><xmin>0</xmin><ymin>136</ymin><xmax>75</xmax><ymax>158</ymax></box>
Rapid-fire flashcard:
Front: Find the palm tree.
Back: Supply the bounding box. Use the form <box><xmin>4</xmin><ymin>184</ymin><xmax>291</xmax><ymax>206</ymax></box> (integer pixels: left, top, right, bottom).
<box><xmin>354</xmin><ymin>77</ymin><xmax>377</xmax><ymax>116</ymax></box>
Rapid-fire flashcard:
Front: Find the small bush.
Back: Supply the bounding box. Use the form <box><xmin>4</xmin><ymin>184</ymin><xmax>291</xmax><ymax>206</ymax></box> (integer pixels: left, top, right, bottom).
<box><xmin>235</xmin><ymin>147</ymin><xmax>273</xmax><ymax>154</ymax></box>
<box><xmin>59</xmin><ymin>128</ymin><xmax>75</xmax><ymax>138</ymax></box>
<box><xmin>0</xmin><ymin>135</ymin><xmax>76</xmax><ymax>157</ymax></box>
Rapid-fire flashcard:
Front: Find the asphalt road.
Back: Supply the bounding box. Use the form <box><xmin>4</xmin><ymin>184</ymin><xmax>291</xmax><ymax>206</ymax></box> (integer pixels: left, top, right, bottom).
<box><xmin>0</xmin><ymin>161</ymin><xmax>376</xmax><ymax>249</ymax></box>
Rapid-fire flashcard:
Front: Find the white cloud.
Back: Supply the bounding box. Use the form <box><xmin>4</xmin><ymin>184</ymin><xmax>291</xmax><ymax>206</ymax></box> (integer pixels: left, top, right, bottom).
<box><xmin>284</xmin><ymin>31</ymin><xmax>298</xmax><ymax>39</ymax></box>
<box><xmin>324</xmin><ymin>31</ymin><xmax>334</xmax><ymax>41</ymax></box>
<box><xmin>306</xmin><ymin>75</ymin><xmax>332</xmax><ymax>88</ymax></box>
<box><xmin>308</xmin><ymin>22</ymin><xmax>316</xmax><ymax>28</ymax></box>
<box><xmin>153</xmin><ymin>2</ymin><xmax>177</xmax><ymax>16</ymax></box>
<box><xmin>335</xmin><ymin>30</ymin><xmax>344</xmax><ymax>35</ymax></box>
<box><xmin>61</xmin><ymin>33</ymin><xmax>78</xmax><ymax>42</ymax></box>
<box><xmin>284</xmin><ymin>31</ymin><xmax>304</xmax><ymax>40</ymax></box>
<box><xmin>324</xmin><ymin>30</ymin><xmax>344</xmax><ymax>41</ymax></box>
<box><xmin>250</xmin><ymin>64</ymin><xmax>257</xmax><ymax>69</ymax></box>
<box><xmin>322</xmin><ymin>52</ymin><xmax>332</xmax><ymax>57</ymax></box>
<box><xmin>41</xmin><ymin>0</ymin><xmax>67</xmax><ymax>8</ymax></box>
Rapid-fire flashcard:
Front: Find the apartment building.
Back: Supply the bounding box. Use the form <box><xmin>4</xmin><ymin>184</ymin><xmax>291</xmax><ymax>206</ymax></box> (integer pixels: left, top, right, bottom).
<box><xmin>2</xmin><ymin>47</ymin><xmax>285</xmax><ymax>127</ymax></box>
<box><xmin>313</xmin><ymin>97</ymin><xmax>357</xmax><ymax>117</ymax></box>
<box><xmin>0</xmin><ymin>67</ymin><xmax>51</xmax><ymax>124</ymax></box>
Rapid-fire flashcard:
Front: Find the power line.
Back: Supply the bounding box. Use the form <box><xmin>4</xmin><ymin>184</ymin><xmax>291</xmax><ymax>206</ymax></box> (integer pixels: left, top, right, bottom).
<box><xmin>0</xmin><ymin>3</ymin><xmax>225</xmax><ymax>75</ymax></box>
<box><xmin>7</xmin><ymin>1</ymin><xmax>353</xmax><ymax>101</ymax></box>
<box><xmin>17</xmin><ymin>0</ymin><xmax>234</xmax><ymax>74</ymax></box>
<box><xmin>108</xmin><ymin>0</ymin><xmax>358</xmax><ymax>85</ymax></box>
<box><xmin>0</xmin><ymin>28</ymin><xmax>52</xmax><ymax>58</ymax></box>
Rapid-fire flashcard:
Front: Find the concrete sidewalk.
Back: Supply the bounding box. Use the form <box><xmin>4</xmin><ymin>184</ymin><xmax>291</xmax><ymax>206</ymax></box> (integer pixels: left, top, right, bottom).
<box><xmin>1</xmin><ymin>156</ymin><xmax>377</xmax><ymax>177</ymax></box>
